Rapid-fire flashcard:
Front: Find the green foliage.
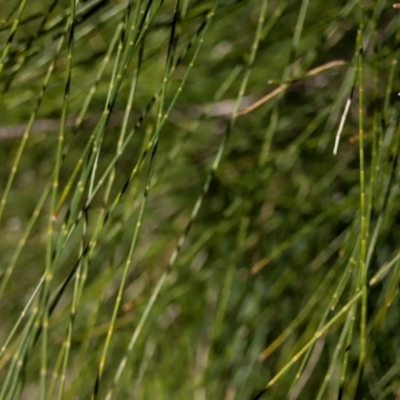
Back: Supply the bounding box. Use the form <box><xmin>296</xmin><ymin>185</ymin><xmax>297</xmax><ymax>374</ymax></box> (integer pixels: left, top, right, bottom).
<box><xmin>1</xmin><ymin>0</ymin><xmax>400</xmax><ymax>399</ymax></box>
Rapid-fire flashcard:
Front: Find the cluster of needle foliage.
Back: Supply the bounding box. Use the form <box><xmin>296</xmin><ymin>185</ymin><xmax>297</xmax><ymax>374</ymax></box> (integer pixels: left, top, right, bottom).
<box><xmin>1</xmin><ymin>0</ymin><xmax>400</xmax><ymax>399</ymax></box>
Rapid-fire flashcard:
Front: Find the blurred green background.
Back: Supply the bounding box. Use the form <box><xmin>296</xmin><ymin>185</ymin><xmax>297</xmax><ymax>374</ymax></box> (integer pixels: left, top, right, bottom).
<box><xmin>1</xmin><ymin>0</ymin><xmax>400</xmax><ymax>399</ymax></box>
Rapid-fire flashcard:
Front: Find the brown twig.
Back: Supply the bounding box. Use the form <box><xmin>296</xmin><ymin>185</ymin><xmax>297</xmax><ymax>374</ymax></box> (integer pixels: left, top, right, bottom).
<box><xmin>0</xmin><ymin>113</ymin><xmax>125</xmax><ymax>140</ymax></box>
<box><xmin>237</xmin><ymin>60</ymin><xmax>347</xmax><ymax>117</ymax></box>
<box><xmin>0</xmin><ymin>61</ymin><xmax>347</xmax><ymax>139</ymax></box>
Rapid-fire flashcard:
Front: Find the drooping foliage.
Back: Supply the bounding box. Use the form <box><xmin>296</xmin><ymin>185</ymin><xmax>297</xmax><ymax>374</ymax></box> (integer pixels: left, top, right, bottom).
<box><xmin>0</xmin><ymin>0</ymin><xmax>400</xmax><ymax>399</ymax></box>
